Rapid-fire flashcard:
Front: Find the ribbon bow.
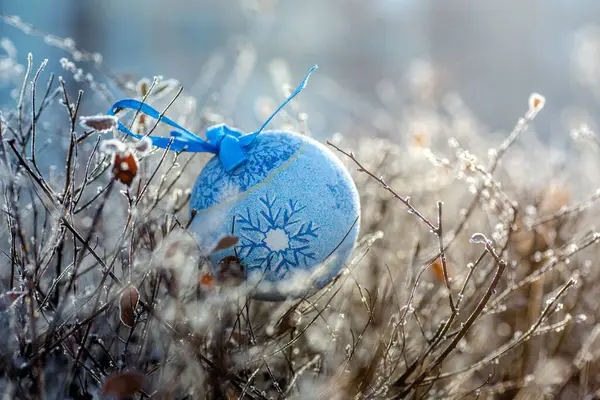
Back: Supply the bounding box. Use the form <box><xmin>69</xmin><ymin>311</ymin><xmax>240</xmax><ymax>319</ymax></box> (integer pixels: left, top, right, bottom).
<box><xmin>108</xmin><ymin>65</ymin><xmax>317</xmax><ymax>172</ymax></box>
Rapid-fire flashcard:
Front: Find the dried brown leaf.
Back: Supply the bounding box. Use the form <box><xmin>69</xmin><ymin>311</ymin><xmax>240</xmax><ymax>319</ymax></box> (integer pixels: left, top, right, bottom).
<box><xmin>101</xmin><ymin>371</ymin><xmax>145</xmax><ymax>397</ymax></box>
<box><xmin>119</xmin><ymin>286</ymin><xmax>139</xmax><ymax>327</ymax></box>
<box><xmin>79</xmin><ymin>114</ymin><xmax>118</xmax><ymax>133</ymax></box>
<box><xmin>111</xmin><ymin>151</ymin><xmax>138</xmax><ymax>186</ymax></box>
<box><xmin>216</xmin><ymin>255</ymin><xmax>245</xmax><ymax>287</ymax></box>
<box><xmin>431</xmin><ymin>257</ymin><xmax>450</xmax><ymax>283</ymax></box>
<box><xmin>198</xmin><ymin>272</ymin><xmax>215</xmax><ymax>289</ymax></box>
<box><xmin>211</xmin><ymin>235</ymin><xmax>239</xmax><ymax>253</ymax></box>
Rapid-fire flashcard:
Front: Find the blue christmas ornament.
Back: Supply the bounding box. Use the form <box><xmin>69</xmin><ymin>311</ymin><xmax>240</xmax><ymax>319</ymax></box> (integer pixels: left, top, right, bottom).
<box><xmin>109</xmin><ymin>66</ymin><xmax>360</xmax><ymax>300</ymax></box>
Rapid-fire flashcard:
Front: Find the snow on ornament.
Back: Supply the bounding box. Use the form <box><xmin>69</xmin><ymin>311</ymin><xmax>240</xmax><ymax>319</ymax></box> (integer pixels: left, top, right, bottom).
<box><xmin>108</xmin><ymin>66</ymin><xmax>360</xmax><ymax>300</ymax></box>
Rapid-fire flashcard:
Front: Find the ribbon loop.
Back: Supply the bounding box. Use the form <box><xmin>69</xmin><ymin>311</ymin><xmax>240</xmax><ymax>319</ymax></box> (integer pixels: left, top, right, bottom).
<box><xmin>205</xmin><ymin>124</ymin><xmax>248</xmax><ymax>170</ymax></box>
<box><xmin>219</xmin><ymin>134</ymin><xmax>248</xmax><ymax>171</ymax></box>
<box><xmin>108</xmin><ymin>99</ymin><xmax>218</xmax><ymax>152</ymax></box>
<box><xmin>107</xmin><ymin>65</ymin><xmax>318</xmax><ymax>172</ymax></box>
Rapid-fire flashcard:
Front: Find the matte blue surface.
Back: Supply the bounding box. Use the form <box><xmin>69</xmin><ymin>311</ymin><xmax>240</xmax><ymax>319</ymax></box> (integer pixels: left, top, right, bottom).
<box><xmin>191</xmin><ymin>132</ymin><xmax>303</xmax><ymax>210</ymax></box>
<box><xmin>189</xmin><ymin>131</ymin><xmax>360</xmax><ymax>300</ymax></box>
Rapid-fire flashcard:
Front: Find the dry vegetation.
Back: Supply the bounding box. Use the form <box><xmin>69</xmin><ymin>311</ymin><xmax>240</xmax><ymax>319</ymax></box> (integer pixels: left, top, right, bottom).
<box><xmin>2</xmin><ymin>14</ymin><xmax>600</xmax><ymax>400</ymax></box>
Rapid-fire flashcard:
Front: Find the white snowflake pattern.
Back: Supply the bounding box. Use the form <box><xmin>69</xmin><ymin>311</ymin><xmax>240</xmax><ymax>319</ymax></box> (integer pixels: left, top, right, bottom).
<box><xmin>235</xmin><ymin>195</ymin><xmax>319</xmax><ymax>280</ymax></box>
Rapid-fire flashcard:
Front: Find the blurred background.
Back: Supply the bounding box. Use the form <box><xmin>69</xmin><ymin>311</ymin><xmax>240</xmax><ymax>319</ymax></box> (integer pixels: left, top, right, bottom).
<box><xmin>3</xmin><ymin>3</ymin><xmax>600</xmax><ymax>397</ymax></box>
<box><xmin>1</xmin><ymin>0</ymin><xmax>600</xmax><ymax>143</ymax></box>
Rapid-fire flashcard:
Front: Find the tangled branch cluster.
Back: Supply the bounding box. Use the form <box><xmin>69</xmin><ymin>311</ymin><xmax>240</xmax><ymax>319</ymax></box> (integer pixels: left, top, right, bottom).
<box><xmin>2</xmin><ymin>22</ymin><xmax>600</xmax><ymax>400</ymax></box>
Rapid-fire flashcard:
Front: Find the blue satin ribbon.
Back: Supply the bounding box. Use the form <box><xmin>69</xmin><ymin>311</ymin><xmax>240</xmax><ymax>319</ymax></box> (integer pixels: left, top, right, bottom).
<box><xmin>108</xmin><ymin>65</ymin><xmax>318</xmax><ymax>172</ymax></box>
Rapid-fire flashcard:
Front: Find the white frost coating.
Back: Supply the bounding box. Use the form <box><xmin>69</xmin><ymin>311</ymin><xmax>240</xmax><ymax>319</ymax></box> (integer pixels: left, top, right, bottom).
<box><xmin>79</xmin><ymin>114</ymin><xmax>118</xmax><ymax>133</ymax></box>
<box><xmin>469</xmin><ymin>232</ymin><xmax>489</xmax><ymax>244</ymax></box>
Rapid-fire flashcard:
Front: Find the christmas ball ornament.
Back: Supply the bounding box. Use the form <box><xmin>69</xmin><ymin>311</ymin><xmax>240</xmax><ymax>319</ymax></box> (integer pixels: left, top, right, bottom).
<box><xmin>109</xmin><ymin>66</ymin><xmax>360</xmax><ymax>300</ymax></box>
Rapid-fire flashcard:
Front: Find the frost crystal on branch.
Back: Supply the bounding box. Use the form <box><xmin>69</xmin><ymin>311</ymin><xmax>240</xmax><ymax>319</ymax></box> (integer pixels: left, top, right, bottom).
<box><xmin>79</xmin><ymin>114</ymin><xmax>118</xmax><ymax>133</ymax></box>
<box><xmin>528</xmin><ymin>92</ymin><xmax>546</xmax><ymax>114</ymax></box>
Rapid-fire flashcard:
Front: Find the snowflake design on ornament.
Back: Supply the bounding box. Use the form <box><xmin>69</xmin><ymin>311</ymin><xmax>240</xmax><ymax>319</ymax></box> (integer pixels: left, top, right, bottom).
<box><xmin>235</xmin><ymin>195</ymin><xmax>319</xmax><ymax>280</ymax></box>
<box><xmin>192</xmin><ymin>133</ymin><xmax>302</xmax><ymax>210</ymax></box>
<box><xmin>326</xmin><ymin>182</ymin><xmax>354</xmax><ymax>212</ymax></box>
